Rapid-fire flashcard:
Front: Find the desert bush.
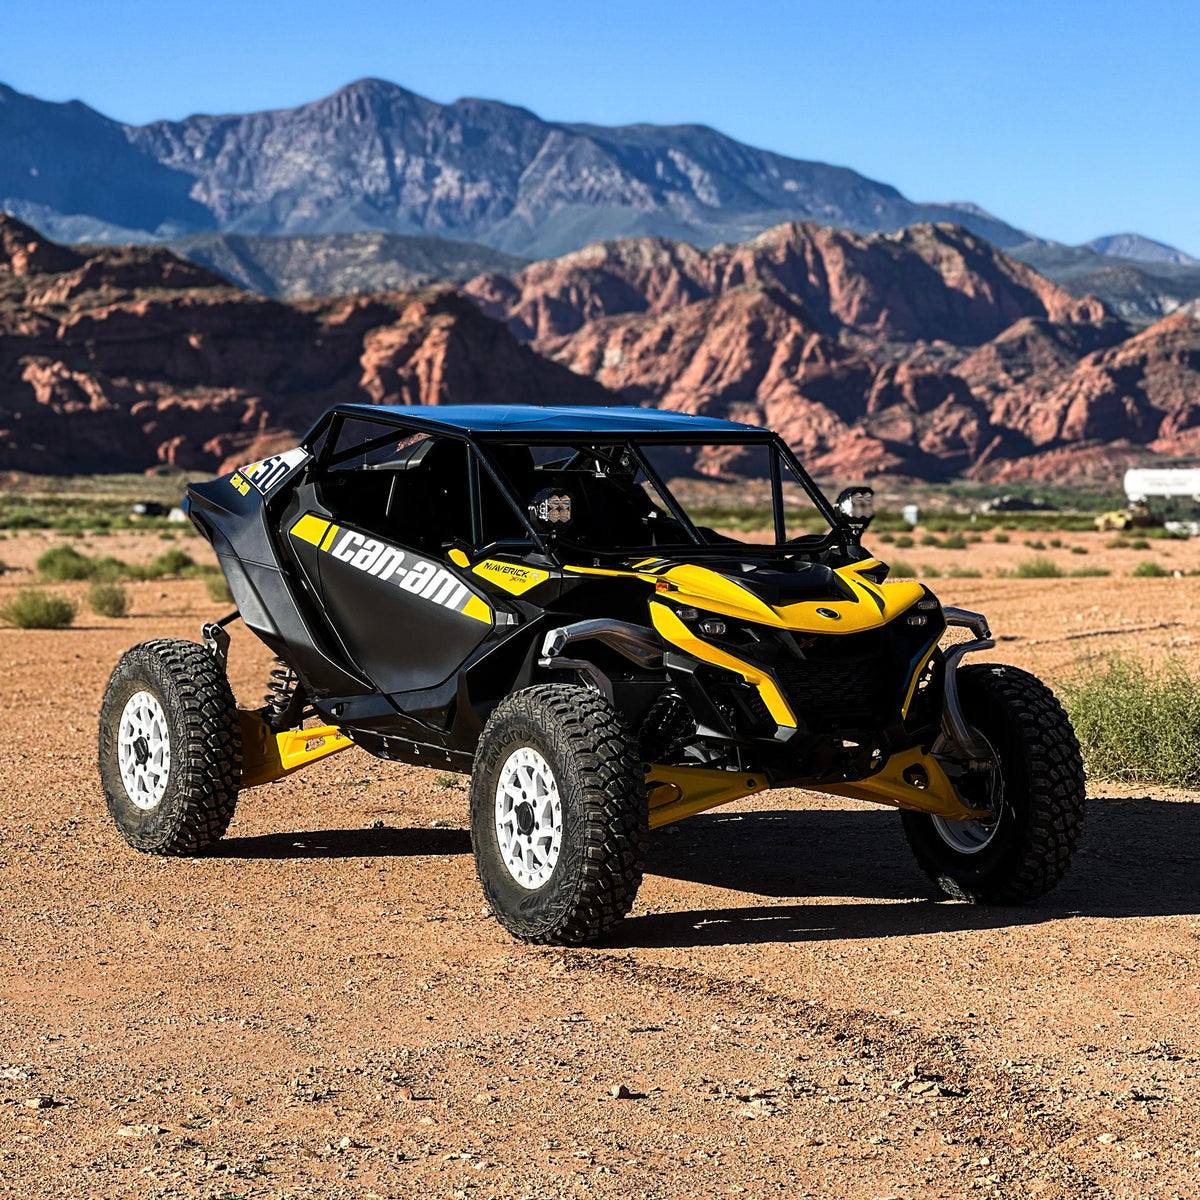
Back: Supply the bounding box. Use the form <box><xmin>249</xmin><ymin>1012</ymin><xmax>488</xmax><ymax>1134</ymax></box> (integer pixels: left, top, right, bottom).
<box><xmin>0</xmin><ymin>559</ymin><xmax>7</xmax><ymax>575</ymax></box>
<box><xmin>1129</xmin><ymin>538</ymin><xmax>1151</xmax><ymax>550</ymax></box>
<box><xmin>1131</xmin><ymin>560</ymin><xmax>1170</xmax><ymax>577</ymax></box>
<box><xmin>941</xmin><ymin>533</ymin><xmax>968</xmax><ymax>550</ymax></box>
<box><xmin>876</xmin><ymin>531</ymin><xmax>895</xmax><ymax>544</ymax></box>
<box><xmin>887</xmin><ymin>559</ymin><xmax>917</xmax><ymax>578</ymax></box>
<box><xmin>88</xmin><ymin>582</ymin><xmax>129</xmax><ymax>618</ymax></box>
<box><xmin>37</xmin><ymin>545</ymin><xmax>95</xmax><ymax>581</ymax></box>
<box><xmin>894</xmin><ymin>534</ymin><xmax>914</xmax><ymax>548</ymax></box>
<box><xmin>993</xmin><ymin>532</ymin><xmax>1010</xmax><ymax>544</ymax></box>
<box><xmin>1069</xmin><ymin>567</ymin><xmax>1110</xmax><ymax>577</ymax></box>
<box><xmin>1049</xmin><ymin>537</ymin><xmax>1063</xmax><ymax>549</ymax></box>
<box><xmin>1106</xmin><ymin>537</ymin><xmax>1130</xmax><ymax>549</ymax></box>
<box><xmin>1024</xmin><ymin>539</ymin><xmax>1046</xmax><ymax>550</ymax></box>
<box><xmin>127</xmin><ymin>548</ymin><xmax>197</xmax><ymax>580</ymax></box>
<box><xmin>945</xmin><ymin>565</ymin><xmax>982</xmax><ymax>578</ymax></box>
<box><xmin>919</xmin><ymin>534</ymin><xmax>941</xmax><ymax>547</ymax></box>
<box><xmin>1</xmin><ymin>588</ymin><xmax>77</xmax><ymax>629</ymax></box>
<box><xmin>922</xmin><ymin>564</ymin><xmax>942</xmax><ymax>578</ymax></box>
<box><xmin>204</xmin><ymin>574</ymin><xmax>234</xmax><ymax>603</ymax></box>
<box><xmin>1061</xmin><ymin>654</ymin><xmax>1200</xmax><ymax>787</ymax></box>
<box><xmin>1070</xmin><ymin>545</ymin><xmax>1088</xmax><ymax>555</ymax></box>
<box><xmin>1013</xmin><ymin>556</ymin><xmax>1063</xmax><ymax>579</ymax></box>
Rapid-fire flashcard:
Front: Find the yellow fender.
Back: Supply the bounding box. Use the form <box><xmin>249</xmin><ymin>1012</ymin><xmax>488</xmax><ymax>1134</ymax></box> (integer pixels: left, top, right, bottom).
<box><xmin>238</xmin><ymin>710</ymin><xmax>354</xmax><ymax>789</ymax></box>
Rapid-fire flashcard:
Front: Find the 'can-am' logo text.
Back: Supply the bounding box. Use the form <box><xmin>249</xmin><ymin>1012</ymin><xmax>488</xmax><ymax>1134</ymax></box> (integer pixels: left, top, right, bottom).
<box><xmin>329</xmin><ymin>531</ymin><xmax>468</xmax><ymax>609</ymax></box>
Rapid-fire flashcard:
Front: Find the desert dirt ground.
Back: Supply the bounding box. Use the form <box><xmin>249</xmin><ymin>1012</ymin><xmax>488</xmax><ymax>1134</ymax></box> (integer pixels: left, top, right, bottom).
<box><xmin>0</xmin><ymin>527</ymin><xmax>1198</xmax><ymax>1199</ymax></box>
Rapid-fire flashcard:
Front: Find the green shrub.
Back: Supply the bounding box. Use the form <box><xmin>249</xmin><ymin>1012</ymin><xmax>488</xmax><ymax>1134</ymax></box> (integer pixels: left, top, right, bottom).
<box><xmin>888</xmin><ymin>559</ymin><xmax>917</xmax><ymax>578</ymax></box>
<box><xmin>88</xmin><ymin>582</ymin><xmax>129</xmax><ymax>618</ymax></box>
<box><xmin>1049</xmin><ymin>537</ymin><xmax>1063</xmax><ymax>549</ymax></box>
<box><xmin>1129</xmin><ymin>538</ymin><xmax>1151</xmax><ymax>550</ymax></box>
<box><xmin>36</xmin><ymin>545</ymin><xmax>95</xmax><ymax>581</ymax></box>
<box><xmin>993</xmin><ymin>532</ymin><xmax>1010</xmax><ymax>544</ymax></box>
<box><xmin>0</xmin><ymin>559</ymin><xmax>7</xmax><ymax>575</ymax></box>
<box><xmin>1069</xmin><ymin>566</ymin><xmax>1111</xmax><ymax>577</ymax></box>
<box><xmin>1131</xmin><ymin>560</ymin><xmax>1170</xmax><ymax>577</ymax></box>
<box><xmin>945</xmin><ymin>565</ymin><xmax>982</xmax><ymax>578</ymax></box>
<box><xmin>941</xmin><ymin>533</ymin><xmax>968</xmax><ymax>550</ymax></box>
<box><xmin>1013</xmin><ymin>556</ymin><xmax>1063</xmax><ymax>579</ymax></box>
<box><xmin>1</xmin><ymin>589</ymin><xmax>77</xmax><ymax>629</ymax></box>
<box><xmin>204</xmin><ymin>574</ymin><xmax>234</xmax><ymax>604</ymax></box>
<box><xmin>894</xmin><ymin>535</ymin><xmax>914</xmax><ymax>548</ymax></box>
<box><xmin>876</xmin><ymin>531</ymin><xmax>895</xmax><ymax>544</ymax></box>
<box><xmin>1070</xmin><ymin>545</ymin><xmax>1088</xmax><ymax>555</ymax></box>
<box><xmin>127</xmin><ymin>548</ymin><xmax>197</xmax><ymax>580</ymax></box>
<box><xmin>1024</xmin><ymin>539</ymin><xmax>1046</xmax><ymax>551</ymax></box>
<box><xmin>1107</xmin><ymin>537</ymin><xmax>1130</xmax><ymax>549</ymax></box>
<box><xmin>919</xmin><ymin>534</ymin><xmax>941</xmax><ymax>547</ymax></box>
<box><xmin>922</xmin><ymin>564</ymin><xmax>942</xmax><ymax>578</ymax></box>
<box><xmin>1061</xmin><ymin>655</ymin><xmax>1200</xmax><ymax>787</ymax></box>
<box><xmin>966</xmin><ymin>533</ymin><xmax>983</xmax><ymax>544</ymax></box>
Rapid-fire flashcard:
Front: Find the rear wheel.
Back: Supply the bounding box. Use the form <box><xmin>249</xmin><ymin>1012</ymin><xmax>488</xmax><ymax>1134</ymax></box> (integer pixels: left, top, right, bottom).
<box><xmin>98</xmin><ymin>639</ymin><xmax>241</xmax><ymax>855</ymax></box>
<box><xmin>470</xmin><ymin>685</ymin><xmax>647</xmax><ymax>945</ymax></box>
<box><xmin>901</xmin><ymin>663</ymin><xmax>1085</xmax><ymax>903</ymax></box>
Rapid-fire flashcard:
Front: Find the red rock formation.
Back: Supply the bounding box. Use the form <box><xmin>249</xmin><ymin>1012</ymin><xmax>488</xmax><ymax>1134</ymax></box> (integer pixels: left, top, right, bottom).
<box><xmin>0</xmin><ymin>215</ymin><xmax>612</xmax><ymax>474</ymax></box>
<box><xmin>466</xmin><ymin>221</ymin><xmax>1106</xmax><ymax>345</ymax></box>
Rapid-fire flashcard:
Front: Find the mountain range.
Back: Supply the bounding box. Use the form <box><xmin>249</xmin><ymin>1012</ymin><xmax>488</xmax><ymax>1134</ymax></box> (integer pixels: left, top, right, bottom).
<box><xmin>4</xmin><ymin>76</ymin><xmax>1195</xmax><ymax>322</ymax></box>
<box><xmin>3</xmin><ymin>211</ymin><xmax>1197</xmax><ymax>485</ymax></box>
<box><xmin>0</xmin><ymin>77</ymin><xmax>1033</xmax><ymax>257</ymax></box>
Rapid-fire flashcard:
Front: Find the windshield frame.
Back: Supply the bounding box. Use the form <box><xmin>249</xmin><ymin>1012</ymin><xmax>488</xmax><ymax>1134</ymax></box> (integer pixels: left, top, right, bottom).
<box><xmin>470</xmin><ymin>430</ymin><xmax>844</xmax><ymax>560</ymax></box>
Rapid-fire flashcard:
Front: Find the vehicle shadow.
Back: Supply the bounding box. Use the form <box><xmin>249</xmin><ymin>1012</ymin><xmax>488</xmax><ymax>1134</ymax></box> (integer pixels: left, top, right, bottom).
<box><xmin>210</xmin><ymin>826</ymin><xmax>472</xmax><ymax>859</ymax></box>
<box><xmin>609</xmin><ymin>794</ymin><xmax>1200</xmax><ymax>948</ymax></box>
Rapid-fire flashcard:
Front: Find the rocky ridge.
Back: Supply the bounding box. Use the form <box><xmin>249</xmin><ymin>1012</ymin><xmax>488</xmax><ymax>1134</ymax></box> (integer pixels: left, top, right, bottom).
<box><xmin>0</xmin><ymin>214</ymin><xmax>609</xmax><ymax>474</ymax></box>
<box><xmin>467</xmin><ymin>221</ymin><xmax>1200</xmax><ymax>482</ymax></box>
<box><xmin>0</xmin><ymin>77</ymin><xmax>1027</xmax><ymax>258</ymax></box>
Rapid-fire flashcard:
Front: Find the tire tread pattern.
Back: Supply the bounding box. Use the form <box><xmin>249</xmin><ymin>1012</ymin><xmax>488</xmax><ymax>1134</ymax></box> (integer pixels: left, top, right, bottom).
<box><xmin>472</xmin><ymin>684</ymin><xmax>647</xmax><ymax>945</ymax></box>
<box><xmin>99</xmin><ymin>638</ymin><xmax>241</xmax><ymax>855</ymax></box>
<box><xmin>903</xmin><ymin>663</ymin><xmax>1085</xmax><ymax>904</ymax></box>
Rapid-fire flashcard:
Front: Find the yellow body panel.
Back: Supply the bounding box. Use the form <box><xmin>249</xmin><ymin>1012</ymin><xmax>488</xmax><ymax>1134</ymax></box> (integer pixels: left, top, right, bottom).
<box><xmin>649</xmin><ymin>602</ymin><xmax>797</xmax><ymax>729</ymax></box>
<box><xmin>239</xmin><ymin>712</ymin><xmax>354</xmax><ymax>788</ymax></box>
<box><xmin>290</xmin><ymin>513</ymin><xmax>331</xmax><ymax>546</ymax></box>
<box><xmin>567</xmin><ymin>558</ymin><xmax>923</xmax><ymax>635</ymax></box>
<box><xmin>472</xmin><ymin>558</ymin><xmax>551</xmax><ymax>595</ymax></box>
<box><xmin>461</xmin><ymin>594</ymin><xmax>493</xmax><ymax>623</ymax></box>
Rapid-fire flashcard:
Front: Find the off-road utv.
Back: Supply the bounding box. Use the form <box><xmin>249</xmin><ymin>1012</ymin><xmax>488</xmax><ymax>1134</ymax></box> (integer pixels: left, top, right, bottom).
<box><xmin>99</xmin><ymin>405</ymin><xmax>1086</xmax><ymax>944</ymax></box>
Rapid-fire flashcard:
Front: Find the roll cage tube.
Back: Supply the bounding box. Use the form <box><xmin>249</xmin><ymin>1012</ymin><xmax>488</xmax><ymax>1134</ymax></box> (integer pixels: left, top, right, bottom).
<box><xmin>468</xmin><ymin>435</ymin><xmax>847</xmax><ymax>559</ymax></box>
<box><xmin>299</xmin><ymin>413</ymin><xmax>853</xmax><ymax>561</ymax></box>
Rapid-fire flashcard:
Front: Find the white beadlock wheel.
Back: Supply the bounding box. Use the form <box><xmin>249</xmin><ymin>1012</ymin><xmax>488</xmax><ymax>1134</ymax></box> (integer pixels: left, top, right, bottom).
<box><xmin>494</xmin><ymin>746</ymin><xmax>563</xmax><ymax>888</ymax></box>
<box><xmin>117</xmin><ymin>690</ymin><xmax>172</xmax><ymax>810</ymax></box>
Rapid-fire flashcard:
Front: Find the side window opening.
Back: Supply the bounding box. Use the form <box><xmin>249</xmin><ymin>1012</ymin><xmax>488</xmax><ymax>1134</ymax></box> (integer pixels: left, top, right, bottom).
<box><xmin>316</xmin><ymin>419</ymin><xmax>475</xmax><ymax>554</ymax></box>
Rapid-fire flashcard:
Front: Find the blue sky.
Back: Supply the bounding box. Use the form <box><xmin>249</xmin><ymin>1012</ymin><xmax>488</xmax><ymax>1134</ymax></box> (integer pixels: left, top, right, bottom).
<box><xmin>6</xmin><ymin>0</ymin><xmax>1197</xmax><ymax>253</ymax></box>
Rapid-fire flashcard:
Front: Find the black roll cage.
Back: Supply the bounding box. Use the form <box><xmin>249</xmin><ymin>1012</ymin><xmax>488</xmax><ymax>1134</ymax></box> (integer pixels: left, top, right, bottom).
<box><xmin>302</xmin><ymin>408</ymin><xmax>849</xmax><ymax>561</ymax></box>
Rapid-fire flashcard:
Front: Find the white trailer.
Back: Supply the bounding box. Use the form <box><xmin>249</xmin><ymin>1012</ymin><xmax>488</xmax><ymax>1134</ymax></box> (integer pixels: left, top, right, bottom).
<box><xmin>1124</xmin><ymin>468</ymin><xmax>1200</xmax><ymax>503</ymax></box>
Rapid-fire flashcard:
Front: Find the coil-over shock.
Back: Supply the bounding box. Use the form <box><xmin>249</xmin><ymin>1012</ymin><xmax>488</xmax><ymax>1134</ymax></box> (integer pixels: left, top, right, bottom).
<box><xmin>263</xmin><ymin>657</ymin><xmax>306</xmax><ymax>731</ymax></box>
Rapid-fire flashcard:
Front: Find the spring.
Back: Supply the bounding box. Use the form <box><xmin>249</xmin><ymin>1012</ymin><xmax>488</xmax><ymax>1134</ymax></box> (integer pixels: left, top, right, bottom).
<box><xmin>264</xmin><ymin>657</ymin><xmax>297</xmax><ymax>720</ymax></box>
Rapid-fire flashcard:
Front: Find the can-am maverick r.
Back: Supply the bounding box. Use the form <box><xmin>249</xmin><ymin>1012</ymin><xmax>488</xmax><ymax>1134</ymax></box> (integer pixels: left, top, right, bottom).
<box><xmin>99</xmin><ymin>405</ymin><xmax>1086</xmax><ymax>944</ymax></box>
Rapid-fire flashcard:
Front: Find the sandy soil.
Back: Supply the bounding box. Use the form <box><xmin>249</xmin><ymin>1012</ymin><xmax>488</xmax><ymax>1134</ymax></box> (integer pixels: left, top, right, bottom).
<box><xmin>0</xmin><ymin>529</ymin><xmax>1197</xmax><ymax>1199</ymax></box>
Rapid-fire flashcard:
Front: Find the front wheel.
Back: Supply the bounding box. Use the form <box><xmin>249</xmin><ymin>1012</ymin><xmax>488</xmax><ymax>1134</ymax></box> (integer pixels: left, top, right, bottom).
<box><xmin>470</xmin><ymin>685</ymin><xmax>647</xmax><ymax>945</ymax></box>
<box><xmin>98</xmin><ymin>639</ymin><xmax>241</xmax><ymax>854</ymax></box>
<box><xmin>901</xmin><ymin>663</ymin><xmax>1085</xmax><ymax>903</ymax></box>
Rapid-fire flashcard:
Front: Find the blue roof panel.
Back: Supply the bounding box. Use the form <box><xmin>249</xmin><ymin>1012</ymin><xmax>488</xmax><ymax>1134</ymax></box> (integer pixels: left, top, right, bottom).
<box><xmin>335</xmin><ymin>403</ymin><xmax>769</xmax><ymax>437</ymax></box>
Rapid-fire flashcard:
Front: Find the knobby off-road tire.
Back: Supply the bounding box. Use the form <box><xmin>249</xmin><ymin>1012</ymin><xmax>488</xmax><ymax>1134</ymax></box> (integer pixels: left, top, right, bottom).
<box><xmin>98</xmin><ymin>639</ymin><xmax>241</xmax><ymax>855</ymax></box>
<box><xmin>470</xmin><ymin>685</ymin><xmax>648</xmax><ymax>945</ymax></box>
<box><xmin>901</xmin><ymin>663</ymin><xmax>1085</xmax><ymax>904</ymax></box>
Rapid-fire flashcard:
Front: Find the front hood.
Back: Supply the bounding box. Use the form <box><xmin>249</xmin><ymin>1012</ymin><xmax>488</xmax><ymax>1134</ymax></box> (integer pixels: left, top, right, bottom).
<box><xmin>566</xmin><ymin>555</ymin><xmax>926</xmax><ymax>633</ymax></box>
